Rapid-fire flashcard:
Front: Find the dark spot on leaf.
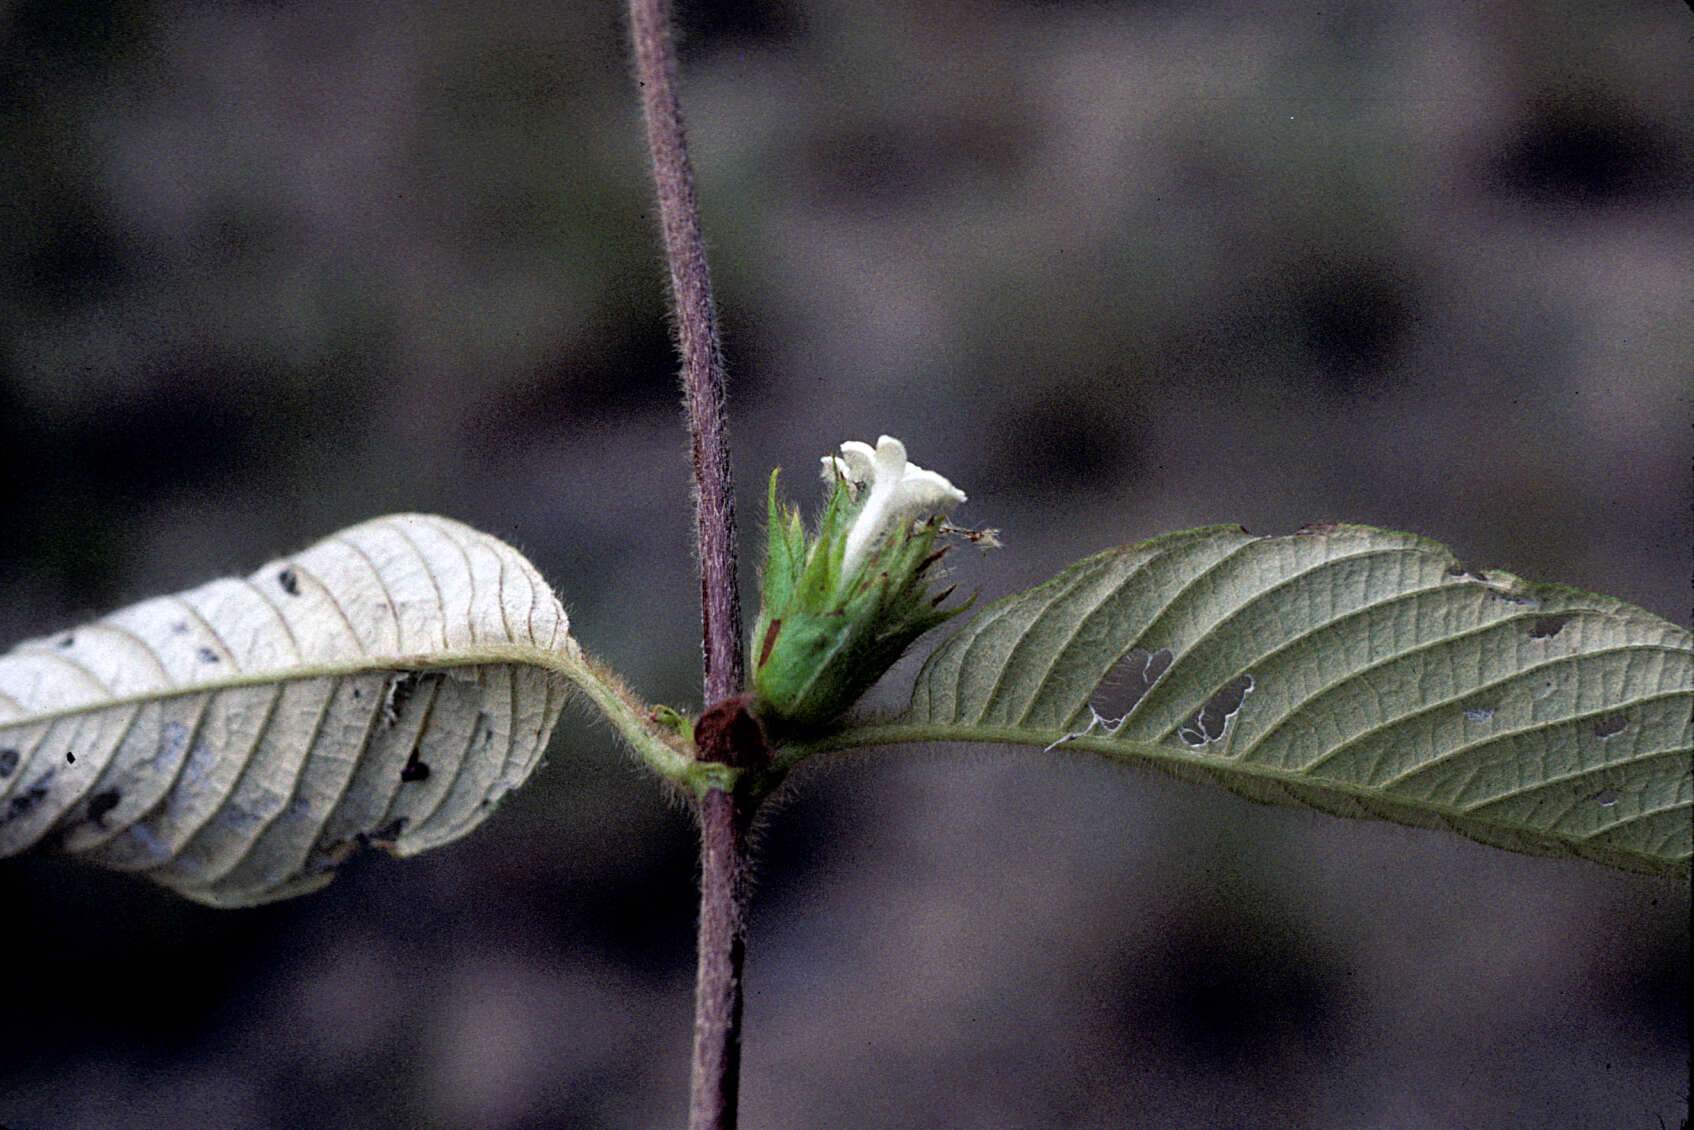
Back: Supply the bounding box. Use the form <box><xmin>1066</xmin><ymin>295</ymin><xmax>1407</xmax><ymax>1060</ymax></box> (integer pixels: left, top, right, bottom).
<box><xmin>1179</xmin><ymin>674</ymin><xmax>1255</xmax><ymax>748</ymax></box>
<box><xmin>87</xmin><ymin>788</ymin><xmax>121</xmax><ymax>824</ymax></box>
<box><xmin>1464</xmin><ymin>706</ymin><xmax>1495</xmax><ymax>723</ymax></box>
<box><xmin>0</xmin><ymin>748</ymin><xmax>16</xmax><ymax>777</ymax></box>
<box><xmin>196</xmin><ymin>646</ymin><xmax>220</xmax><ymax>663</ymax></box>
<box><xmin>400</xmin><ymin>752</ymin><xmax>431</xmax><ymax>783</ymax></box>
<box><xmin>171</xmin><ymin>621</ymin><xmax>189</xmax><ymax>634</ymax></box>
<box><xmin>57</xmin><ymin>634</ymin><xmax>75</xmax><ymax>648</ymax></box>
<box><xmin>352</xmin><ymin>686</ymin><xmax>363</xmax><ymax>700</ymax></box>
<box><xmin>1593</xmin><ymin>714</ymin><xmax>1627</xmax><ymax>739</ymax></box>
<box><xmin>758</xmin><ymin>619</ymin><xmax>782</xmax><ymax>668</ymax></box>
<box><xmin>7</xmin><ymin>776</ymin><xmax>51</xmax><ymax>819</ymax></box>
<box><xmin>277</xmin><ymin>567</ymin><xmax>300</xmax><ymax>596</ymax></box>
<box><xmin>64</xmin><ymin>750</ymin><xmax>75</xmax><ymax>764</ymax></box>
<box><xmin>1529</xmin><ymin>614</ymin><xmax>1572</xmax><ymax>639</ymax></box>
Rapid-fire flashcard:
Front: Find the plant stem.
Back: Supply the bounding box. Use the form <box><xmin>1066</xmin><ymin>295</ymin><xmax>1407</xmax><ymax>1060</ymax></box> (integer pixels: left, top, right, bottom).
<box><xmin>690</xmin><ymin>787</ymin><xmax>750</xmax><ymax>1129</ymax></box>
<box><xmin>625</xmin><ymin>3</ymin><xmax>750</xmax><ymax>1128</ymax></box>
<box><xmin>628</xmin><ymin>0</ymin><xmax>743</xmax><ymax>703</ymax></box>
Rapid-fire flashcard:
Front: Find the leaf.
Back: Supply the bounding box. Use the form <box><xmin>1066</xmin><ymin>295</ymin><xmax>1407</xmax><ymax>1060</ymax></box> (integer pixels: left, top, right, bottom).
<box><xmin>812</xmin><ymin>524</ymin><xmax>1692</xmax><ymax>877</ymax></box>
<box><xmin>0</xmin><ymin>514</ymin><xmax>579</xmax><ymax>907</ymax></box>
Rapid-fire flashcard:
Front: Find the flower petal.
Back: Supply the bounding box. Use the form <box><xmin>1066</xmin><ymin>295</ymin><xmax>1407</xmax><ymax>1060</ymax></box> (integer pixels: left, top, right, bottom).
<box><xmin>840</xmin><ymin>441</ymin><xmax>878</xmax><ymax>480</ymax></box>
<box><xmin>896</xmin><ymin>466</ymin><xmax>967</xmax><ymax>513</ymax></box>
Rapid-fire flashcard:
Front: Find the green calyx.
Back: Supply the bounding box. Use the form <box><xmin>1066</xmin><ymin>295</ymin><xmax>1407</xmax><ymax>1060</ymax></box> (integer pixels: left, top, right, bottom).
<box><xmin>752</xmin><ymin>469</ymin><xmax>966</xmax><ymax>735</ymax></box>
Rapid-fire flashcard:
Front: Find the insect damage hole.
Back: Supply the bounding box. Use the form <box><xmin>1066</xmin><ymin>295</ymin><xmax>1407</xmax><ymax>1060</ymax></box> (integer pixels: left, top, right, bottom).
<box><xmin>380</xmin><ymin>672</ymin><xmax>422</xmax><ymax>729</ymax></box>
<box><xmin>1091</xmin><ymin>647</ymin><xmax>1174</xmax><ymax>729</ymax></box>
<box><xmin>277</xmin><ymin>566</ymin><xmax>300</xmax><ymax>596</ymax></box>
<box><xmin>1178</xmin><ymin>674</ymin><xmax>1255</xmax><ymax>748</ymax></box>
<box><xmin>360</xmin><ymin>818</ymin><xmax>408</xmax><ymax>850</ymax></box>
<box><xmin>399</xmin><ymin>750</ymin><xmax>431</xmax><ymax>783</ymax></box>
<box><xmin>1528</xmin><ymin>614</ymin><xmax>1573</xmax><ymax>639</ymax></box>
<box><xmin>0</xmin><ymin>749</ymin><xmax>17</xmax><ymax>777</ymax></box>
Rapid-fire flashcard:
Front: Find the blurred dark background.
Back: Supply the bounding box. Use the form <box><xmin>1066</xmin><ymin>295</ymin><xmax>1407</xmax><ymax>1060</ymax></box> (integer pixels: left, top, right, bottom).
<box><xmin>1</xmin><ymin>1</ymin><xmax>1689</xmax><ymax>1127</ymax></box>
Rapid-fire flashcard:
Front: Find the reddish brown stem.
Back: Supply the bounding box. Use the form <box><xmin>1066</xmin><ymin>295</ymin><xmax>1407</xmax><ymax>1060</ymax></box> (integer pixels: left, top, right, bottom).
<box><xmin>625</xmin><ymin>3</ymin><xmax>750</xmax><ymax>1129</ymax></box>
<box><xmin>689</xmin><ymin>787</ymin><xmax>750</xmax><ymax>1130</ymax></box>
<box><xmin>628</xmin><ymin>0</ymin><xmax>744</xmax><ymax>704</ymax></box>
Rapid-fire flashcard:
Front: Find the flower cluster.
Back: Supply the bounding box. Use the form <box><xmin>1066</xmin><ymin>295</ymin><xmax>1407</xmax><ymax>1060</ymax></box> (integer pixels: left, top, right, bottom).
<box><xmin>753</xmin><ymin>436</ymin><xmax>969</xmax><ymax>733</ymax></box>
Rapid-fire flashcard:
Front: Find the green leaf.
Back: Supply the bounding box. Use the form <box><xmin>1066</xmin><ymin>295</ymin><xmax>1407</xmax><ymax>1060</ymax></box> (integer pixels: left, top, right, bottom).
<box><xmin>803</xmin><ymin>524</ymin><xmax>1692</xmax><ymax>877</ymax></box>
<box><xmin>0</xmin><ymin>514</ymin><xmax>700</xmax><ymax>906</ymax></box>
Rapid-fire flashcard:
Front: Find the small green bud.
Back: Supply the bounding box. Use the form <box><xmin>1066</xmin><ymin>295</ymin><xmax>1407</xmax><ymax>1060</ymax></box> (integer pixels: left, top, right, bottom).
<box><xmin>753</xmin><ymin>436</ymin><xmax>971</xmax><ymax>734</ymax></box>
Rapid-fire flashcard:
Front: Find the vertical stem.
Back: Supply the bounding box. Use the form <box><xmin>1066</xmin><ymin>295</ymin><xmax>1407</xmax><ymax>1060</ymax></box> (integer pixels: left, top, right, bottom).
<box><xmin>625</xmin><ymin>3</ymin><xmax>749</xmax><ymax>1129</ymax></box>
<box><xmin>690</xmin><ymin>787</ymin><xmax>749</xmax><ymax>1130</ymax></box>
<box><xmin>628</xmin><ymin>0</ymin><xmax>744</xmax><ymax>703</ymax></box>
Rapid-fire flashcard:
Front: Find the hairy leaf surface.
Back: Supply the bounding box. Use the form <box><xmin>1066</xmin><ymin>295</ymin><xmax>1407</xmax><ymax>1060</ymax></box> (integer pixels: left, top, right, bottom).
<box><xmin>860</xmin><ymin>525</ymin><xmax>1691</xmax><ymax>876</ymax></box>
<box><xmin>0</xmin><ymin>514</ymin><xmax>576</xmax><ymax>906</ymax></box>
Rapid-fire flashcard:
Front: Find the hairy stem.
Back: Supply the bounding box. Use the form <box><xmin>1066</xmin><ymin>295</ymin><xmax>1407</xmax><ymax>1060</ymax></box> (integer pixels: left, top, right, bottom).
<box><xmin>626</xmin><ymin>3</ymin><xmax>750</xmax><ymax>1128</ymax></box>
<box><xmin>690</xmin><ymin>787</ymin><xmax>750</xmax><ymax>1130</ymax></box>
<box><xmin>628</xmin><ymin>0</ymin><xmax>743</xmax><ymax>703</ymax></box>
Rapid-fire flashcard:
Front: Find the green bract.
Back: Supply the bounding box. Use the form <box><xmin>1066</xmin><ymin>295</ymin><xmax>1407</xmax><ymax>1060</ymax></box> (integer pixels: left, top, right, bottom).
<box><xmin>753</xmin><ymin>437</ymin><xmax>968</xmax><ymax>734</ymax></box>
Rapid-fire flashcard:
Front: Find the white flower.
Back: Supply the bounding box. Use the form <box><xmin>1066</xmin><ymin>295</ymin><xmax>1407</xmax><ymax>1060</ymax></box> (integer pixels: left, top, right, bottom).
<box><xmin>820</xmin><ymin>435</ymin><xmax>966</xmax><ymax>577</ymax></box>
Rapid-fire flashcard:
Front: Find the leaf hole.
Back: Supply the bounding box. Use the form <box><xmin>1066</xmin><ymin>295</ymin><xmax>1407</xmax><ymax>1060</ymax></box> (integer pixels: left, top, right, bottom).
<box><xmin>277</xmin><ymin>567</ymin><xmax>300</xmax><ymax>596</ymax></box>
<box><xmin>1528</xmin><ymin>614</ymin><xmax>1572</xmax><ymax>639</ymax></box>
<box><xmin>360</xmin><ymin>818</ymin><xmax>408</xmax><ymax>849</ymax></box>
<box><xmin>56</xmin><ymin>634</ymin><xmax>75</xmax><ymax>648</ymax></box>
<box><xmin>1464</xmin><ymin>706</ymin><xmax>1495</xmax><ymax>723</ymax></box>
<box><xmin>1178</xmin><ymin>674</ymin><xmax>1255</xmax><ymax>748</ymax></box>
<box><xmin>196</xmin><ymin>646</ymin><xmax>220</xmax><ymax>664</ymax></box>
<box><xmin>381</xmin><ymin>672</ymin><xmax>422</xmax><ymax>729</ymax></box>
<box><xmin>1595</xmin><ymin>788</ymin><xmax>1620</xmax><ymax>808</ymax></box>
<box><xmin>1091</xmin><ymin>647</ymin><xmax>1174</xmax><ymax>725</ymax></box>
<box><xmin>1593</xmin><ymin>714</ymin><xmax>1627</xmax><ymax>739</ymax></box>
<box><xmin>65</xmin><ymin>750</ymin><xmax>75</xmax><ymax>764</ymax></box>
<box><xmin>0</xmin><ymin>748</ymin><xmax>16</xmax><ymax>778</ymax></box>
<box><xmin>400</xmin><ymin>751</ymin><xmax>431</xmax><ymax>783</ymax></box>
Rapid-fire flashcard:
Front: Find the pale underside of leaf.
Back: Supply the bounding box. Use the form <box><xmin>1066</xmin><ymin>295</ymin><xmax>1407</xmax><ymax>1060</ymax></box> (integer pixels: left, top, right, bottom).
<box><xmin>817</xmin><ymin>525</ymin><xmax>1692</xmax><ymax>877</ymax></box>
<box><xmin>0</xmin><ymin>514</ymin><xmax>578</xmax><ymax>906</ymax></box>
